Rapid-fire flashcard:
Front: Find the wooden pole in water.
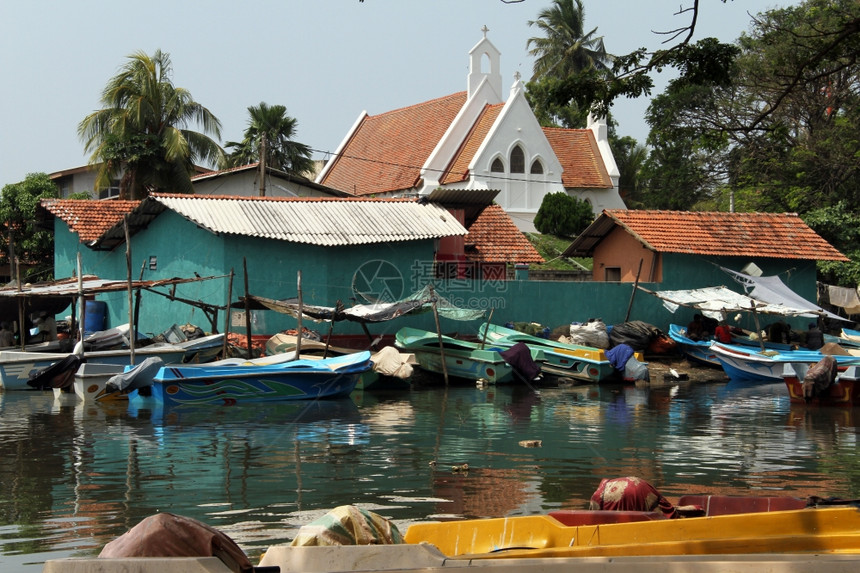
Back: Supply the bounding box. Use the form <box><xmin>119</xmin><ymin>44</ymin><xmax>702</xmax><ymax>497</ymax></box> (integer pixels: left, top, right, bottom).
<box><xmin>625</xmin><ymin>258</ymin><xmax>644</xmax><ymax>322</ymax></box>
<box><xmin>124</xmin><ymin>216</ymin><xmax>135</xmax><ymax>364</ymax></box>
<box><xmin>76</xmin><ymin>253</ymin><xmax>84</xmax><ymax>348</ymax></box>
<box><xmin>750</xmin><ymin>303</ymin><xmax>766</xmax><ymax>352</ymax></box>
<box><xmin>133</xmin><ymin>259</ymin><xmax>145</xmax><ymax>339</ymax></box>
<box><xmin>429</xmin><ymin>285</ymin><xmax>449</xmax><ymax>385</ymax></box>
<box><xmin>16</xmin><ymin>257</ymin><xmax>24</xmax><ymax>350</ymax></box>
<box><xmin>295</xmin><ymin>270</ymin><xmax>303</xmax><ymax>359</ymax></box>
<box><xmin>222</xmin><ymin>269</ymin><xmax>234</xmax><ymax>358</ymax></box>
<box><xmin>243</xmin><ymin>258</ymin><xmax>253</xmax><ymax>358</ymax></box>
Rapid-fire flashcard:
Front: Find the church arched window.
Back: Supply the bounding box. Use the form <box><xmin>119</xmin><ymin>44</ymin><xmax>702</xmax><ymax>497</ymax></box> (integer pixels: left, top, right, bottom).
<box><xmin>510</xmin><ymin>145</ymin><xmax>525</xmax><ymax>173</ymax></box>
<box><xmin>491</xmin><ymin>157</ymin><xmax>505</xmax><ymax>173</ymax></box>
<box><xmin>530</xmin><ymin>159</ymin><xmax>544</xmax><ymax>174</ymax></box>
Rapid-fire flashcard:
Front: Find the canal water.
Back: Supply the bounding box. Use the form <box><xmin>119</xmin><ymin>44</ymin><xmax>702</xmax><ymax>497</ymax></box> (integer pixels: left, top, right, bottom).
<box><xmin>1</xmin><ymin>373</ymin><xmax>859</xmax><ymax>571</ymax></box>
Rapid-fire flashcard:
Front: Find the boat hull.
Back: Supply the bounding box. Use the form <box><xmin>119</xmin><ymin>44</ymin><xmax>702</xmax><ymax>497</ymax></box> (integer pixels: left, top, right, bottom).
<box><xmin>133</xmin><ymin>351</ymin><xmax>373</xmax><ymax>405</ymax></box>
<box><xmin>782</xmin><ymin>363</ymin><xmax>860</xmax><ymax>406</ymax></box>
<box><xmin>403</xmin><ymin>506</ymin><xmax>860</xmax><ymax>558</ymax></box>
<box><xmin>396</xmin><ymin>327</ymin><xmax>527</xmax><ymax>384</ymax></box>
<box><xmin>711</xmin><ymin>342</ymin><xmax>860</xmax><ymax>383</ymax></box>
<box><xmin>478</xmin><ymin>323</ymin><xmax>620</xmax><ymax>383</ymax></box>
<box><xmin>0</xmin><ymin>346</ymin><xmax>186</xmax><ymax>391</ymax></box>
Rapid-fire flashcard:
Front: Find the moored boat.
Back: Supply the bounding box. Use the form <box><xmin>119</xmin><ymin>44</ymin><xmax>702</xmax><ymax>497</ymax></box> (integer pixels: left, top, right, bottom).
<box><xmin>477</xmin><ymin>322</ymin><xmax>623</xmax><ymax>383</ymax></box>
<box><xmin>711</xmin><ymin>341</ymin><xmax>860</xmax><ymax>383</ymax></box>
<box><xmin>129</xmin><ymin>350</ymin><xmax>373</xmax><ymax>405</ymax></box>
<box><xmin>395</xmin><ymin>327</ymin><xmax>542</xmax><ymax>384</ymax></box>
<box><xmin>0</xmin><ymin>343</ymin><xmax>188</xmax><ymax>391</ymax></box>
<box><xmin>782</xmin><ymin>362</ymin><xmax>860</xmax><ymax>406</ymax></box>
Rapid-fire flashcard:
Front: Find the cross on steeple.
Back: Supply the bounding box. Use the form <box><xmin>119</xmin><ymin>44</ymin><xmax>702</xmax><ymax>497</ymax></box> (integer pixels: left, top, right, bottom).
<box><xmin>481</xmin><ymin>25</ymin><xmax>489</xmax><ymax>38</ymax></box>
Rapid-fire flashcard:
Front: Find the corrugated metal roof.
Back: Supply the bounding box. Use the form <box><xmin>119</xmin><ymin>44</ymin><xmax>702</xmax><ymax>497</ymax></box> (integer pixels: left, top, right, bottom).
<box><xmin>148</xmin><ymin>194</ymin><xmax>467</xmax><ymax>246</ymax></box>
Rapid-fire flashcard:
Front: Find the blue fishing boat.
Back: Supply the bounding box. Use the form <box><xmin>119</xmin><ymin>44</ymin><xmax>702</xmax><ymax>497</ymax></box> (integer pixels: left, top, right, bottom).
<box><xmin>711</xmin><ymin>341</ymin><xmax>860</xmax><ymax>383</ymax></box>
<box><xmin>129</xmin><ymin>351</ymin><xmax>372</xmax><ymax>405</ymax></box>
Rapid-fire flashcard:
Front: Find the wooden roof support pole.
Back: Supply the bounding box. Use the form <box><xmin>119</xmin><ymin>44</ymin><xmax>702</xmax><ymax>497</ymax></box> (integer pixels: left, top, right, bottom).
<box><xmin>243</xmin><ymin>258</ymin><xmax>253</xmax><ymax>358</ymax></box>
<box><xmin>625</xmin><ymin>258</ymin><xmax>644</xmax><ymax>322</ymax></box>
<box><xmin>295</xmin><ymin>270</ymin><xmax>303</xmax><ymax>360</ymax></box>
<box><xmin>124</xmin><ymin>216</ymin><xmax>135</xmax><ymax>365</ymax></box>
<box><xmin>222</xmin><ymin>269</ymin><xmax>233</xmax><ymax>359</ymax></box>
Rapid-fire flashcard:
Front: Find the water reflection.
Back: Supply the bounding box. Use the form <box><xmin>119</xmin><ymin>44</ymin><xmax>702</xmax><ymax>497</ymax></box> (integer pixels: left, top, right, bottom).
<box><xmin>1</xmin><ymin>379</ymin><xmax>859</xmax><ymax>571</ymax></box>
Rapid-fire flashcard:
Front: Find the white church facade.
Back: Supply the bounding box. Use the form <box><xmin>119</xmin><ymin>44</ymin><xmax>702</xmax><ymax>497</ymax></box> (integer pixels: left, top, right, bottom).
<box><xmin>317</xmin><ymin>28</ymin><xmax>627</xmax><ymax>232</ymax></box>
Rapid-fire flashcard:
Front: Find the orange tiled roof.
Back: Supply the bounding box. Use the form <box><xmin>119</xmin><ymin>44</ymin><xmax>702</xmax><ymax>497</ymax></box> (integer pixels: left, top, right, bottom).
<box><xmin>320</xmin><ymin>92</ymin><xmax>468</xmax><ymax>196</ymax></box>
<box><xmin>41</xmin><ymin>199</ymin><xmax>140</xmax><ymax>242</ymax></box>
<box><xmin>440</xmin><ymin>104</ymin><xmax>503</xmax><ymax>185</ymax></box>
<box><xmin>542</xmin><ymin>128</ymin><xmax>612</xmax><ymax>189</ymax></box>
<box><xmin>606</xmin><ymin>210</ymin><xmax>848</xmax><ymax>261</ymax></box>
<box><xmin>465</xmin><ymin>205</ymin><xmax>544</xmax><ymax>264</ymax></box>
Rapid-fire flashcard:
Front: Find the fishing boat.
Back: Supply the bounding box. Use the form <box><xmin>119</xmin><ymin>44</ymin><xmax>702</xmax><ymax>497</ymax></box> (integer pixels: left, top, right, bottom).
<box><xmin>175</xmin><ymin>333</ymin><xmax>225</xmax><ymax>363</ymax></box>
<box><xmin>782</xmin><ymin>362</ymin><xmax>860</xmax><ymax>406</ymax></box>
<box><xmin>710</xmin><ymin>341</ymin><xmax>860</xmax><ymax>383</ymax></box>
<box><xmin>128</xmin><ymin>350</ymin><xmax>372</xmax><ymax>405</ymax></box>
<box><xmin>266</xmin><ymin>332</ymin><xmax>416</xmax><ymax>390</ymax></box>
<box><xmin>395</xmin><ymin>327</ymin><xmax>543</xmax><ymax>384</ymax></box>
<box><xmin>477</xmin><ymin>322</ymin><xmax>624</xmax><ymax>383</ymax></box>
<box><xmin>0</xmin><ymin>343</ymin><xmax>188</xmax><ymax>391</ymax></box>
<box><xmin>43</xmin><ymin>494</ymin><xmax>860</xmax><ymax>573</ymax></box>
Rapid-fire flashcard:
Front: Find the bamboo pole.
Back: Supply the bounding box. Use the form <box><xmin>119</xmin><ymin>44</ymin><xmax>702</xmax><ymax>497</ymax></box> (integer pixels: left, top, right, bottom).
<box><xmin>243</xmin><ymin>258</ymin><xmax>252</xmax><ymax>358</ymax></box>
<box><xmin>625</xmin><ymin>258</ymin><xmax>644</xmax><ymax>322</ymax></box>
<box><xmin>222</xmin><ymin>269</ymin><xmax>234</xmax><ymax>358</ymax></box>
<box><xmin>429</xmin><ymin>285</ymin><xmax>448</xmax><ymax>385</ymax></box>
<box><xmin>295</xmin><ymin>270</ymin><xmax>303</xmax><ymax>360</ymax></box>
<box><xmin>16</xmin><ymin>257</ymin><xmax>24</xmax><ymax>350</ymax></box>
<box><xmin>124</xmin><ymin>216</ymin><xmax>135</xmax><ymax>364</ymax></box>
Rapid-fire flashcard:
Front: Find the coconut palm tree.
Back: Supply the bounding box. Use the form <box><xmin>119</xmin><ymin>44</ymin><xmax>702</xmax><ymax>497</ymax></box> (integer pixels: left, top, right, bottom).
<box><xmin>78</xmin><ymin>50</ymin><xmax>223</xmax><ymax>200</ymax></box>
<box><xmin>224</xmin><ymin>102</ymin><xmax>314</xmax><ymax>178</ymax></box>
<box><xmin>526</xmin><ymin>0</ymin><xmax>611</xmax><ymax>82</ymax></box>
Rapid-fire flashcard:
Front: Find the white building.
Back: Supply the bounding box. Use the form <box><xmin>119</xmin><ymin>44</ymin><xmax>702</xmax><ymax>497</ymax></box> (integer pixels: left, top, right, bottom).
<box><xmin>316</xmin><ymin>28</ymin><xmax>626</xmax><ymax>232</ymax></box>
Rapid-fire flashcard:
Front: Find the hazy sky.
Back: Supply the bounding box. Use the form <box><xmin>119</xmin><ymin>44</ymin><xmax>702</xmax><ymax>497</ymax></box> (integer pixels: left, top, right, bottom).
<box><xmin>0</xmin><ymin>0</ymin><xmax>795</xmax><ymax>187</ymax></box>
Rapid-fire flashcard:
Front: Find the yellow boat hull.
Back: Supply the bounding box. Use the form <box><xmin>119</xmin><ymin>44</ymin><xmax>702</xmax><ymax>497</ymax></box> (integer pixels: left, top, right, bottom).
<box><xmin>404</xmin><ymin>507</ymin><xmax>860</xmax><ymax>558</ymax></box>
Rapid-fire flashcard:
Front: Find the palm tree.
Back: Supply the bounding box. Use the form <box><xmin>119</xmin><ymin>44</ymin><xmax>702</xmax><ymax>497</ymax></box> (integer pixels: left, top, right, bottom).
<box><xmin>78</xmin><ymin>50</ymin><xmax>223</xmax><ymax>200</ymax></box>
<box><xmin>526</xmin><ymin>0</ymin><xmax>612</xmax><ymax>82</ymax></box>
<box><xmin>224</xmin><ymin>102</ymin><xmax>314</xmax><ymax>179</ymax></box>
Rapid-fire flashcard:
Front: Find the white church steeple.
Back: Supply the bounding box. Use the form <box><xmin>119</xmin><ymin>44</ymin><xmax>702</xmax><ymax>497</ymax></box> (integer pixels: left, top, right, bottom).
<box><xmin>468</xmin><ymin>25</ymin><xmax>502</xmax><ymax>100</ymax></box>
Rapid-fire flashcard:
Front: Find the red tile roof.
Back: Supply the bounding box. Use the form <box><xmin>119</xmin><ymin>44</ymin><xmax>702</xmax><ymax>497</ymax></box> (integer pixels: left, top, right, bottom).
<box><xmin>440</xmin><ymin>104</ymin><xmax>503</xmax><ymax>185</ymax></box>
<box><xmin>465</xmin><ymin>204</ymin><xmax>544</xmax><ymax>264</ymax></box>
<box><xmin>320</xmin><ymin>92</ymin><xmax>468</xmax><ymax>196</ymax></box>
<box><xmin>605</xmin><ymin>210</ymin><xmax>848</xmax><ymax>261</ymax></box>
<box><xmin>542</xmin><ymin>128</ymin><xmax>612</xmax><ymax>188</ymax></box>
<box><xmin>41</xmin><ymin>199</ymin><xmax>140</xmax><ymax>242</ymax></box>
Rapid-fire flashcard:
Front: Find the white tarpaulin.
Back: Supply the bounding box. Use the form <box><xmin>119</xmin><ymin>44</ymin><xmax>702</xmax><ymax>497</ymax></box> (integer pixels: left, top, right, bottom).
<box><xmin>637</xmin><ymin>285</ymin><xmax>819</xmax><ymax>321</ymax></box>
<box><xmin>721</xmin><ymin>267</ymin><xmax>846</xmax><ymax>321</ymax></box>
<box><xmin>639</xmin><ymin>277</ymin><xmax>848</xmax><ymax>322</ymax></box>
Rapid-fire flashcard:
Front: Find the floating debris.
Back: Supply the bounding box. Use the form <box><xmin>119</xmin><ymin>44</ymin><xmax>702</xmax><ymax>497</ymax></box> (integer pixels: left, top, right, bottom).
<box><xmin>518</xmin><ymin>440</ymin><xmax>542</xmax><ymax>448</ymax></box>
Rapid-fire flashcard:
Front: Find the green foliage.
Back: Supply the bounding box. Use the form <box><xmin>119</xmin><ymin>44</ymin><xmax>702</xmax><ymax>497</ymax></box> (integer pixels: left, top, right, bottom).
<box><xmin>78</xmin><ymin>50</ymin><xmax>223</xmax><ymax>200</ymax></box>
<box><xmin>803</xmin><ymin>203</ymin><xmax>860</xmax><ymax>287</ymax></box>
<box><xmin>0</xmin><ymin>173</ymin><xmax>59</xmax><ymax>282</ymax></box>
<box><xmin>525</xmin><ymin>232</ymin><xmax>591</xmax><ymax>271</ymax></box>
<box><xmin>526</xmin><ymin>0</ymin><xmax>611</xmax><ymax>82</ymax></box>
<box><xmin>223</xmin><ymin>102</ymin><xmax>314</xmax><ymax>177</ymax></box>
<box><xmin>533</xmin><ymin>192</ymin><xmax>593</xmax><ymax>238</ymax></box>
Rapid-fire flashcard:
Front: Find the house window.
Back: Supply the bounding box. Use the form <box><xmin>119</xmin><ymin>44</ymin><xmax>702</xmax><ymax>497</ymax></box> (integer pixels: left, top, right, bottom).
<box><xmin>98</xmin><ymin>180</ymin><xmax>120</xmax><ymax>200</ymax></box>
<box><xmin>605</xmin><ymin>267</ymin><xmax>621</xmax><ymax>282</ymax></box>
<box><xmin>510</xmin><ymin>145</ymin><xmax>525</xmax><ymax>173</ymax></box>
<box><xmin>491</xmin><ymin>158</ymin><xmax>505</xmax><ymax>173</ymax></box>
<box><xmin>530</xmin><ymin>159</ymin><xmax>544</xmax><ymax>174</ymax></box>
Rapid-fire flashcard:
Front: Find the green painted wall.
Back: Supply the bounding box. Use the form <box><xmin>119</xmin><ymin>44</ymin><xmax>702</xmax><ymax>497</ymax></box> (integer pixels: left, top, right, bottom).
<box><xmin>54</xmin><ymin>215</ymin><xmax>823</xmax><ymax>341</ymax></box>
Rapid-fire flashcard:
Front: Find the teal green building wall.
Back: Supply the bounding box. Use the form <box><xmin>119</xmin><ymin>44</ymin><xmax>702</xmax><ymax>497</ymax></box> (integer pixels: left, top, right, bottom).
<box><xmin>54</xmin><ymin>215</ymin><xmax>824</xmax><ymax>341</ymax></box>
